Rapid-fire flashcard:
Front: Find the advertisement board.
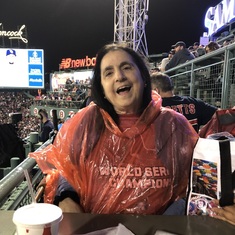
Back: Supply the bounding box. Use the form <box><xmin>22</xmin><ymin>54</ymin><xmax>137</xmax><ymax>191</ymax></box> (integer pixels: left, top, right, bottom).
<box><xmin>0</xmin><ymin>48</ymin><xmax>44</xmax><ymax>89</ymax></box>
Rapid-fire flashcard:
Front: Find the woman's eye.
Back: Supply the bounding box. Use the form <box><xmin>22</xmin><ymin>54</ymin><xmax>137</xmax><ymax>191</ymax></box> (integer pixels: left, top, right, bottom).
<box><xmin>123</xmin><ymin>65</ymin><xmax>131</xmax><ymax>70</ymax></box>
<box><xmin>105</xmin><ymin>71</ymin><xmax>113</xmax><ymax>77</ymax></box>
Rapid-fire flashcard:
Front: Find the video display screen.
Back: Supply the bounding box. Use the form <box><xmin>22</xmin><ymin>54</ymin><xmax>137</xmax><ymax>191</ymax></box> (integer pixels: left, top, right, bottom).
<box><xmin>50</xmin><ymin>70</ymin><xmax>93</xmax><ymax>91</ymax></box>
<box><xmin>0</xmin><ymin>48</ymin><xmax>44</xmax><ymax>89</ymax></box>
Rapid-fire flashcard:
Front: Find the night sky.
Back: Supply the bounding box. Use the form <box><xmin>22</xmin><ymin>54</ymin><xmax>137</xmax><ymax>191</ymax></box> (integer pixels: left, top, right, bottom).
<box><xmin>0</xmin><ymin>0</ymin><xmax>222</xmax><ymax>74</ymax></box>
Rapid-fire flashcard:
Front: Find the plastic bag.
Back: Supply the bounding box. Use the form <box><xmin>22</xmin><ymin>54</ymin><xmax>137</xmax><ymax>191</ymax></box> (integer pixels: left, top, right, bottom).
<box><xmin>187</xmin><ymin>133</ymin><xmax>235</xmax><ymax>216</ymax></box>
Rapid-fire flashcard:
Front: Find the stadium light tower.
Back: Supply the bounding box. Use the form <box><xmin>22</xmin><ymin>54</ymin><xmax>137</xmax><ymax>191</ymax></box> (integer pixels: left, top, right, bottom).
<box><xmin>114</xmin><ymin>0</ymin><xmax>149</xmax><ymax>57</ymax></box>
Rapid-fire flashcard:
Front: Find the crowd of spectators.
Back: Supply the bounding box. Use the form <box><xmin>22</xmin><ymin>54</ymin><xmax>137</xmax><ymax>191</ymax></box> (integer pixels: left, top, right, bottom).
<box><xmin>0</xmin><ymin>87</ymin><xmax>90</xmax><ymax>140</ymax></box>
<box><xmin>157</xmin><ymin>36</ymin><xmax>235</xmax><ymax>72</ymax></box>
<box><xmin>34</xmin><ymin>84</ymin><xmax>88</xmax><ymax>109</ymax></box>
<box><xmin>0</xmin><ymin>92</ymin><xmax>40</xmax><ymax>140</ymax></box>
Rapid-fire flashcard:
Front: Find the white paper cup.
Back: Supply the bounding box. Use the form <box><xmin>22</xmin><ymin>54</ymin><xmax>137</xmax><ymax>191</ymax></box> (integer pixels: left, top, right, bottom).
<box><xmin>13</xmin><ymin>203</ymin><xmax>63</xmax><ymax>235</ymax></box>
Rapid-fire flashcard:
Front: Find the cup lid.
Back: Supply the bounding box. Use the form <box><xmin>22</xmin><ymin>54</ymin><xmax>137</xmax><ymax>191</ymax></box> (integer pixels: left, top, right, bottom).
<box><xmin>13</xmin><ymin>203</ymin><xmax>63</xmax><ymax>227</ymax></box>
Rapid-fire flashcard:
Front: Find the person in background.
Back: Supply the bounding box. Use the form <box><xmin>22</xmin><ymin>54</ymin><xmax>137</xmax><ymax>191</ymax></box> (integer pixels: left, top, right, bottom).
<box><xmin>188</xmin><ymin>46</ymin><xmax>198</xmax><ymax>58</ymax></box>
<box><xmin>160</xmin><ymin>49</ymin><xmax>175</xmax><ymax>72</ymax></box>
<box><xmin>222</xmin><ymin>38</ymin><xmax>233</xmax><ymax>47</ymax></box>
<box><xmin>165</xmin><ymin>41</ymin><xmax>195</xmax><ymax>71</ymax></box>
<box><xmin>80</xmin><ymin>85</ymin><xmax>93</xmax><ymax>108</ymax></box>
<box><xmin>65</xmin><ymin>77</ymin><xmax>73</xmax><ymax>91</ymax></box>
<box><xmin>196</xmin><ymin>45</ymin><xmax>206</xmax><ymax>57</ymax></box>
<box><xmin>57</xmin><ymin>119</ymin><xmax>64</xmax><ymax>131</ymax></box>
<box><xmin>151</xmin><ymin>72</ymin><xmax>217</xmax><ymax>132</ymax></box>
<box><xmin>51</xmin><ymin>74</ymin><xmax>59</xmax><ymax>91</ymax></box>
<box><xmin>205</xmin><ymin>41</ymin><xmax>220</xmax><ymax>53</ymax></box>
<box><xmin>193</xmin><ymin>42</ymin><xmax>199</xmax><ymax>51</ymax></box>
<box><xmin>30</xmin><ymin>43</ymin><xmax>198</xmax><ymax>215</ymax></box>
<box><xmin>188</xmin><ymin>45</ymin><xmax>199</xmax><ymax>58</ymax></box>
<box><xmin>38</xmin><ymin>109</ymin><xmax>54</xmax><ymax>143</ymax></box>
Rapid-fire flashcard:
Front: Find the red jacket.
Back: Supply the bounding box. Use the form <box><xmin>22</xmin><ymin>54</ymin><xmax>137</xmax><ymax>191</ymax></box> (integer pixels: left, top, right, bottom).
<box><xmin>199</xmin><ymin>108</ymin><xmax>235</xmax><ymax>138</ymax></box>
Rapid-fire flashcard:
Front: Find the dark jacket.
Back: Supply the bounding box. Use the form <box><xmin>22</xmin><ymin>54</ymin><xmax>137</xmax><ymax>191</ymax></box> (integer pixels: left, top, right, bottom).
<box><xmin>165</xmin><ymin>48</ymin><xmax>195</xmax><ymax>71</ymax></box>
<box><xmin>39</xmin><ymin>120</ymin><xmax>54</xmax><ymax>143</ymax></box>
<box><xmin>162</xmin><ymin>96</ymin><xmax>217</xmax><ymax>132</ymax></box>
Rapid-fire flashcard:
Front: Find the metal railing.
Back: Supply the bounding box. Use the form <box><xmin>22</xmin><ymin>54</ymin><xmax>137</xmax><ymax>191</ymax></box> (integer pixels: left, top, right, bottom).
<box><xmin>33</xmin><ymin>99</ymin><xmax>83</xmax><ymax>109</ymax></box>
<box><xmin>164</xmin><ymin>42</ymin><xmax>235</xmax><ymax>109</ymax></box>
<box><xmin>0</xmin><ymin>139</ymin><xmax>52</xmax><ymax>210</ymax></box>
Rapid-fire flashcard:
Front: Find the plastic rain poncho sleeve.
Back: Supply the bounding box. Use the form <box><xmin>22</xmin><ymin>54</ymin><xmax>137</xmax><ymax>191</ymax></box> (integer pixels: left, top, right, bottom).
<box><xmin>29</xmin><ymin>98</ymin><xmax>198</xmax><ymax>215</ymax></box>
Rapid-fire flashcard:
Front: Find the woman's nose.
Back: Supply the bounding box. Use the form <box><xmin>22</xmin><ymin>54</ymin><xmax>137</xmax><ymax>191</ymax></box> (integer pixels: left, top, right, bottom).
<box><xmin>115</xmin><ymin>69</ymin><xmax>126</xmax><ymax>82</ymax></box>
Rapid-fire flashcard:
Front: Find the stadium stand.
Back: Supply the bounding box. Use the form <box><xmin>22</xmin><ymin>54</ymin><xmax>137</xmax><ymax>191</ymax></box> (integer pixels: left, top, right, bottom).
<box><xmin>1</xmin><ymin>36</ymin><xmax>235</xmax><ymax>212</ymax></box>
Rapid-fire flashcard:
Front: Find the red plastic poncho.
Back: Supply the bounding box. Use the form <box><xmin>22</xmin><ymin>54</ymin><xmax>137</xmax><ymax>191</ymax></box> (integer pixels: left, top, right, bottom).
<box><xmin>29</xmin><ymin>97</ymin><xmax>198</xmax><ymax>215</ymax></box>
<box><xmin>199</xmin><ymin>107</ymin><xmax>235</xmax><ymax>138</ymax></box>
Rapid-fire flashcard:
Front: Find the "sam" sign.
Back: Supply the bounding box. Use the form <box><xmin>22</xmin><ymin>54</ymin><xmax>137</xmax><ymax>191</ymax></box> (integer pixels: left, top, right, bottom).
<box><xmin>204</xmin><ymin>0</ymin><xmax>235</xmax><ymax>36</ymax></box>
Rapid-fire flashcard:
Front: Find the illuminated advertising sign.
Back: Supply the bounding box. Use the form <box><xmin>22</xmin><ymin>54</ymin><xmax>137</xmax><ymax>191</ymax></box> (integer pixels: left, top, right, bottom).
<box><xmin>60</xmin><ymin>56</ymin><xmax>96</xmax><ymax>70</ymax></box>
<box><xmin>0</xmin><ymin>48</ymin><xmax>44</xmax><ymax>89</ymax></box>
<box><xmin>204</xmin><ymin>0</ymin><xmax>235</xmax><ymax>36</ymax></box>
<box><xmin>0</xmin><ymin>23</ymin><xmax>28</xmax><ymax>43</ymax></box>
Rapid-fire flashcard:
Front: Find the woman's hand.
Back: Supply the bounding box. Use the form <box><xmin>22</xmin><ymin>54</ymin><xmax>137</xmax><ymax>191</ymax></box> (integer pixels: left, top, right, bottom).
<box><xmin>211</xmin><ymin>199</ymin><xmax>235</xmax><ymax>226</ymax></box>
<box><xmin>35</xmin><ymin>177</ymin><xmax>46</xmax><ymax>202</ymax></box>
<box><xmin>36</xmin><ymin>177</ymin><xmax>46</xmax><ymax>190</ymax></box>
<box><xmin>59</xmin><ymin>197</ymin><xmax>84</xmax><ymax>213</ymax></box>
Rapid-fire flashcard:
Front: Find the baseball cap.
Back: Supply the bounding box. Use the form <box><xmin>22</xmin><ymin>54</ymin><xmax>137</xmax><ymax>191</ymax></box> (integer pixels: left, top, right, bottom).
<box><xmin>171</xmin><ymin>41</ymin><xmax>186</xmax><ymax>48</ymax></box>
<box><xmin>6</xmin><ymin>49</ymin><xmax>16</xmax><ymax>56</ymax></box>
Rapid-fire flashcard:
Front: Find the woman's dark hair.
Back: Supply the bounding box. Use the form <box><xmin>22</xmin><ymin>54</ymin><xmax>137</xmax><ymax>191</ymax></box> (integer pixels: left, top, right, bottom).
<box><xmin>91</xmin><ymin>43</ymin><xmax>152</xmax><ymax>124</ymax></box>
<box><xmin>205</xmin><ymin>41</ymin><xmax>220</xmax><ymax>53</ymax></box>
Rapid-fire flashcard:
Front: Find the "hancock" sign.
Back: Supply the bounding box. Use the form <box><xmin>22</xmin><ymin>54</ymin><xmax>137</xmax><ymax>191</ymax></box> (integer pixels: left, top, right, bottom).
<box><xmin>0</xmin><ymin>23</ymin><xmax>28</xmax><ymax>43</ymax></box>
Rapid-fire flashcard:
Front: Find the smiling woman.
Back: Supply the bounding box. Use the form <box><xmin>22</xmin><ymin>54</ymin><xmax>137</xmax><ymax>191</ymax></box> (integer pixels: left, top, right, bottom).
<box><xmin>92</xmin><ymin>43</ymin><xmax>152</xmax><ymax>123</ymax></box>
<box><xmin>100</xmin><ymin>49</ymin><xmax>145</xmax><ymax>115</ymax></box>
<box><xmin>29</xmin><ymin>42</ymin><xmax>198</xmax><ymax>215</ymax></box>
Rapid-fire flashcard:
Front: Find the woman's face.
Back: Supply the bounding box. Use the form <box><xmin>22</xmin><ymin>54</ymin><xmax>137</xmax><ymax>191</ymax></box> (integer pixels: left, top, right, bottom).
<box><xmin>100</xmin><ymin>49</ymin><xmax>144</xmax><ymax>114</ymax></box>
